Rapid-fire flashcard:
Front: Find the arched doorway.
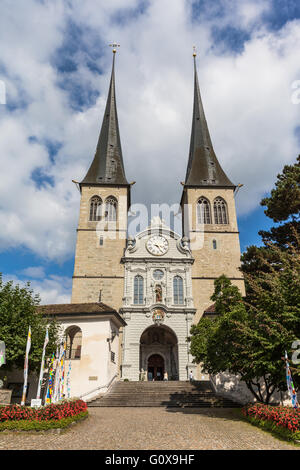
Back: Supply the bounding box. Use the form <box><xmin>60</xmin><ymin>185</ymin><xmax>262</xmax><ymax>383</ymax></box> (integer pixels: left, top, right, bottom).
<box><xmin>147</xmin><ymin>354</ymin><xmax>164</xmax><ymax>381</ymax></box>
<box><xmin>140</xmin><ymin>325</ymin><xmax>179</xmax><ymax>381</ymax></box>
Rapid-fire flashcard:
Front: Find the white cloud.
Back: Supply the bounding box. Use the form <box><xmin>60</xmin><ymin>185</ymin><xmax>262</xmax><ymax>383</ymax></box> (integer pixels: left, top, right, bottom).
<box><xmin>2</xmin><ymin>273</ymin><xmax>72</xmax><ymax>305</ymax></box>
<box><xmin>0</xmin><ymin>0</ymin><xmax>299</xmax><ymax>266</ymax></box>
<box><xmin>20</xmin><ymin>266</ymin><xmax>45</xmax><ymax>279</ymax></box>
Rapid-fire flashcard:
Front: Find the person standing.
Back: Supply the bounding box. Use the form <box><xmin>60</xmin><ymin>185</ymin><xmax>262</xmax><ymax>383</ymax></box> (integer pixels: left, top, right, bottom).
<box><xmin>189</xmin><ymin>370</ymin><xmax>193</xmax><ymax>383</ymax></box>
<box><xmin>164</xmin><ymin>371</ymin><xmax>168</xmax><ymax>381</ymax></box>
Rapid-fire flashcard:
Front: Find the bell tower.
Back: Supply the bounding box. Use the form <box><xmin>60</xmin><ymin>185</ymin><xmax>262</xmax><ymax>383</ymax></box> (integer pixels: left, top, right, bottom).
<box><xmin>181</xmin><ymin>50</ymin><xmax>245</xmax><ymax>323</ymax></box>
<box><xmin>71</xmin><ymin>46</ymin><xmax>131</xmax><ymax>310</ymax></box>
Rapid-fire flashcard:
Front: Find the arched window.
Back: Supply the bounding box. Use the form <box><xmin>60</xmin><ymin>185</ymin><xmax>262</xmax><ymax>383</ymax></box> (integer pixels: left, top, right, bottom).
<box><xmin>214</xmin><ymin>197</ymin><xmax>229</xmax><ymax>224</ymax></box>
<box><xmin>134</xmin><ymin>275</ymin><xmax>144</xmax><ymax>305</ymax></box>
<box><xmin>173</xmin><ymin>276</ymin><xmax>184</xmax><ymax>305</ymax></box>
<box><xmin>105</xmin><ymin>196</ymin><xmax>117</xmax><ymax>222</ymax></box>
<box><xmin>65</xmin><ymin>326</ymin><xmax>82</xmax><ymax>360</ymax></box>
<box><xmin>89</xmin><ymin>196</ymin><xmax>102</xmax><ymax>221</ymax></box>
<box><xmin>197</xmin><ymin>197</ymin><xmax>211</xmax><ymax>224</ymax></box>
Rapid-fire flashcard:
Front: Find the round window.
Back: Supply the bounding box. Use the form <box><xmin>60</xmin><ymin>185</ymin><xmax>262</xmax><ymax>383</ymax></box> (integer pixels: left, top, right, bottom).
<box><xmin>153</xmin><ymin>269</ymin><xmax>164</xmax><ymax>280</ymax></box>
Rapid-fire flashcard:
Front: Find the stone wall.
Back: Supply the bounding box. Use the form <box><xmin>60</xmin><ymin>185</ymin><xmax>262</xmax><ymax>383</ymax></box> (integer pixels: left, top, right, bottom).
<box><xmin>71</xmin><ymin>185</ymin><xmax>129</xmax><ymax>308</ymax></box>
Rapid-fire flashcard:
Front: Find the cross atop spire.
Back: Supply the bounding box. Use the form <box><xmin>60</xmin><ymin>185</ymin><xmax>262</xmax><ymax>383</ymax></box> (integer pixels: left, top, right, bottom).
<box><xmin>184</xmin><ymin>51</ymin><xmax>234</xmax><ymax>188</ymax></box>
<box><xmin>109</xmin><ymin>42</ymin><xmax>120</xmax><ymax>53</ymax></box>
<box><xmin>80</xmin><ymin>46</ymin><xmax>129</xmax><ymax>187</ymax></box>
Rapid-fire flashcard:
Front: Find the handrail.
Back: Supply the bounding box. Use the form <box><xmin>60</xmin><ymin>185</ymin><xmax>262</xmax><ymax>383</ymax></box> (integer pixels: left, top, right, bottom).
<box><xmin>79</xmin><ymin>374</ymin><xmax>118</xmax><ymax>399</ymax></box>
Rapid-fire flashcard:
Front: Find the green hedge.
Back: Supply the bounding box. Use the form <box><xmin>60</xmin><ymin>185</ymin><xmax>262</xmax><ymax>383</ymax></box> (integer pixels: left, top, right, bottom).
<box><xmin>243</xmin><ymin>414</ymin><xmax>300</xmax><ymax>443</ymax></box>
<box><xmin>0</xmin><ymin>411</ymin><xmax>88</xmax><ymax>432</ymax></box>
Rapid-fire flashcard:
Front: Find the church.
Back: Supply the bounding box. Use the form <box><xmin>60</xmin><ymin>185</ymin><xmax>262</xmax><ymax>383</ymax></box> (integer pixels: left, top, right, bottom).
<box><xmin>36</xmin><ymin>48</ymin><xmax>245</xmax><ymax>402</ymax></box>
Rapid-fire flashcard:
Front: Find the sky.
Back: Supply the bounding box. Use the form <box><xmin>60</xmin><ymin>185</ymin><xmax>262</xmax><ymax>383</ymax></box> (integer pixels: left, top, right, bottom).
<box><xmin>0</xmin><ymin>0</ymin><xmax>299</xmax><ymax>304</ymax></box>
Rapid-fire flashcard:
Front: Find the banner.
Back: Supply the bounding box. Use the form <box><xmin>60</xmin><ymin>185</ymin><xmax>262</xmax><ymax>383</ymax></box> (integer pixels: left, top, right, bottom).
<box><xmin>285</xmin><ymin>351</ymin><xmax>299</xmax><ymax>409</ymax></box>
<box><xmin>52</xmin><ymin>347</ymin><xmax>60</xmax><ymax>403</ymax></box>
<box><xmin>0</xmin><ymin>341</ymin><xmax>5</xmax><ymax>367</ymax></box>
<box><xmin>36</xmin><ymin>328</ymin><xmax>49</xmax><ymax>400</ymax></box>
<box><xmin>66</xmin><ymin>360</ymin><xmax>72</xmax><ymax>399</ymax></box>
<box><xmin>45</xmin><ymin>353</ymin><xmax>55</xmax><ymax>404</ymax></box>
<box><xmin>59</xmin><ymin>341</ymin><xmax>66</xmax><ymax>400</ymax></box>
<box><xmin>21</xmin><ymin>326</ymin><xmax>31</xmax><ymax>406</ymax></box>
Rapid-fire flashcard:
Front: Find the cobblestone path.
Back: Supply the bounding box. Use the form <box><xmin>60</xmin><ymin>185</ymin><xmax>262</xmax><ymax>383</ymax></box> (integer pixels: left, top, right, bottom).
<box><xmin>0</xmin><ymin>408</ymin><xmax>298</xmax><ymax>450</ymax></box>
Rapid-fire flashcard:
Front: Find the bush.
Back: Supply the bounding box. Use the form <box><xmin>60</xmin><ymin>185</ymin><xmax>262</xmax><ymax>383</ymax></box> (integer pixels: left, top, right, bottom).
<box><xmin>242</xmin><ymin>403</ymin><xmax>300</xmax><ymax>441</ymax></box>
<box><xmin>0</xmin><ymin>399</ymin><xmax>87</xmax><ymax>423</ymax></box>
<box><xmin>0</xmin><ymin>411</ymin><xmax>88</xmax><ymax>432</ymax></box>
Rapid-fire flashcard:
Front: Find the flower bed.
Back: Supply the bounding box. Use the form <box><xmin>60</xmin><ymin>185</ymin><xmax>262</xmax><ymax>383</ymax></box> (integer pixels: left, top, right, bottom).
<box><xmin>242</xmin><ymin>403</ymin><xmax>300</xmax><ymax>442</ymax></box>
<box><xmin>0</xmin><ymin>399</ymin><xmax>88</xmax><ymax>431</ymax></box>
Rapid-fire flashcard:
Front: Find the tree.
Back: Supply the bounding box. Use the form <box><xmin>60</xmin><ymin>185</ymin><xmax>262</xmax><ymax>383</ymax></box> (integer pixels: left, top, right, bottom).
<box><xmin>0</xmin><ymin>274</ymin><xmax>61</xmax><ymax>373</ymax></box>
<box><xmin>190</xmin><ymin>239</ymin><xmax>300</xmax><ymax>404</ymax></box>
<box><xmin>190</xmin><ymin>157</ymin><xmax>300</xmax><ymax>403</ymax></box>
<box><xmin>259</xmin><ymin>155</ymin><xmax>300</xmax><ymax>248</ymax></box>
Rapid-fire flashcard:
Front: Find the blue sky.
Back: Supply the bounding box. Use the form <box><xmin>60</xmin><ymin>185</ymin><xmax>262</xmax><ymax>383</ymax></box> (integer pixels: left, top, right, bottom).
<box><xmin>0</xmin><ymin>0</ymin><xmax>299</xmax><ymax>303</ymax></box>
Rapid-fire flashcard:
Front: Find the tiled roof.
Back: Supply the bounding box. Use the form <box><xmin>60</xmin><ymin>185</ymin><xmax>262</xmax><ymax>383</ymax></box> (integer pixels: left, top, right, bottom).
<box><xmin>37</xmin><ymin>302</ymin><xmax>126</xmax><ymax>326</ymax></box>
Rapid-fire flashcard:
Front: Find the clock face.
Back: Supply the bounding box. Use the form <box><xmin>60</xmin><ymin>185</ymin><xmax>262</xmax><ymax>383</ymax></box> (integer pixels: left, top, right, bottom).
<box><xmin>146</xmin><ymin>236</ymin><xmax>169</xmax><ymax>256</ymax></box>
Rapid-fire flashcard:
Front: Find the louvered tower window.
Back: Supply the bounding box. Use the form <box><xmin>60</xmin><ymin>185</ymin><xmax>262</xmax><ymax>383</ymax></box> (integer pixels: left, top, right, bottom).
<box><xmin>89</xmin><ymin>196</ymin><xmax>102</xmax><ymax>221</ymax></box>
<box><xmin>214</xmin><ymin>197</ymin><xmax>229</xmax><ymax>225</ymax></box>
<box><xmin>105</xmin><ymin>196</ymin><xmax>117</xmax><ymax>221</ymax></box>
<box><xmin>173</xmin><ymin>276</ymin><xmax>184</xmax><ymax>305</ymax></box>
<box><xmin>134</xmin><ymin>275</ymin><xmax>144</xmax><ymax>305</ymax></box>
<box><xmin>197</xmin><ymin>197</ymin><xmax>211</xmax><ymax>224</ymax></box>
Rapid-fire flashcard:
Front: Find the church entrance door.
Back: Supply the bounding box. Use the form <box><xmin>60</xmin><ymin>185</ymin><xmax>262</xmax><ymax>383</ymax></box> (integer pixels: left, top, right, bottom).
<box><xmin>147</xmin><ymin>354</ymin><xmax>164</xmax><ymax>381</ymax></box>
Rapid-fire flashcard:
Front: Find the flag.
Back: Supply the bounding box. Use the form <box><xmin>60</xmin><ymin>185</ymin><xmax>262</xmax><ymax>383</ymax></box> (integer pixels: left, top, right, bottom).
<box><xmin>21</xmin><ymin>326</ymin><xmax>31</xmax><ymax>406</ymax></box>
<box><xmin>36</xmin><ymin>328</ymin><xmax>49</xmax><ymax>400</ymax></box>
<box><xmin>285</xmin><ymin>351</ymin><xmax>299</xmax><ymax>409</ymax></box>
<box><xmin>52</xmin><ymin>347</ymin><xmax>60</xmax><ymax>403</ymax></box>
<box><xmin>0</xmin><ymin>341</ymin><xmax>5</xmax><ymax>367</ymax></box>
<box><xmin>66</xmin><ymin>360</ymin><xmax>72</xmax><ymax>399</ymax></box>
<box><xmin>45</xmin><ymin>353</ymin><xmax>55</xmax><ymax>404</ymax></box>
<box><xmin>59</xmin><ymin>341</ymin><xmax>66</xmax><ymax>400</ymax></box>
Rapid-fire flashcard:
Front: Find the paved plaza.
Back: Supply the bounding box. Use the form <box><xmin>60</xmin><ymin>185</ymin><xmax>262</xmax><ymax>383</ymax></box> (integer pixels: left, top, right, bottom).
<box><xmin>0</xmin><ymin>407</ymin><xmax>298</xmax><ymax>450</ymax></box>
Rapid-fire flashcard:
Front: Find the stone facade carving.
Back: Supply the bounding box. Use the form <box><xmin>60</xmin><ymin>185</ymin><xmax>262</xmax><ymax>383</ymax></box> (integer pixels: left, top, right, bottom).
<box><xmin>120</xmin><ymin>218</ymin><xmax>197</xmax><ymax>381</ymax></box>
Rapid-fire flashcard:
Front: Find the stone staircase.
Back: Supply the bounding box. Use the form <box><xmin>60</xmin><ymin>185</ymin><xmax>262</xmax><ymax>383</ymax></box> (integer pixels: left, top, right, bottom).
<box><xmin>88</xmin><ymin>380</ymin><xmax>241</xmax><ymax>408</ymax></box>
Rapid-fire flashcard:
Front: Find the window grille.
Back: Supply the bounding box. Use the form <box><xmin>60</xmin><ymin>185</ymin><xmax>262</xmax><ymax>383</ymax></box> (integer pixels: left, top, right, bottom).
<box><xmin>173</xmin><ymin>276</ymin><xmax>184</xmax><ymax>305</ymax></box>
<box><xmin>214</xmin><ymin>198</ymin><xmax>228</xmax><ymax>224</ymax></box>
<box><xmin>105</xmin><ymin>197</ymin><xmax>117</xmax><ymax>221</ymax></box>
<box><xmin>197</xmin><ymin>197</ymin><xmax>211</xmax><ymax>224</ymax></box>
<box><xmin>134</xmin><ymin>275</ymin><xmax>144</xmax><ymax>305</ymax></box>
<box><xmin>89</xmin><ymin>196</ymin><xmax>102</xmax><ymax>221</ymax></box>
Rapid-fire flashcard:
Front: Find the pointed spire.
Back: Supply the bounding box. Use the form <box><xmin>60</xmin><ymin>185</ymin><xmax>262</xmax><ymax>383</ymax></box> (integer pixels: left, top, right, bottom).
<box><xmin>81</xmin><ymin>47</ymin><xmax>129</xmax><ymax>186</ymax></box>
<box><xmin>184</xmin><ymin>50</ymin><xmax>234</xmax><ymax>188</ymax></box>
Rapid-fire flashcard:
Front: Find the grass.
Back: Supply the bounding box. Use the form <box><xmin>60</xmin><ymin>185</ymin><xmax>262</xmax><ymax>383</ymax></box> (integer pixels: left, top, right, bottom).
<box><xmin>0</xmin><ymin>411</ymin><xmax>88</xmax><ymax>433</ymax></box>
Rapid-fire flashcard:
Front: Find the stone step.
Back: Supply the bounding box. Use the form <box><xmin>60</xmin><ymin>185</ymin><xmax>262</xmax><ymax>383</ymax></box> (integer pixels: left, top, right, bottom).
<box><xmin>87</xmin><ymin>380</ymin><xmax>240</xmax><ymax>408</ymax></box>
<box><xmin>90</xmin><ymin>401</ymin><xmax>241</xmax><ymax>408</ymax></box>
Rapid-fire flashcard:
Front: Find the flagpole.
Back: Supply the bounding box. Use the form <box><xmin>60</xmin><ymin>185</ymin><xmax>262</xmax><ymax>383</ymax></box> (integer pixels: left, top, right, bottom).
<box><xmin>21</xmin><ymin>326</ymin><xmax>31</xmax><ymax>406</ymax></box>
<box><xmin>36</xmin><ymin>328</ymin><xmax>49</xmax><ymax>400</ymax></box>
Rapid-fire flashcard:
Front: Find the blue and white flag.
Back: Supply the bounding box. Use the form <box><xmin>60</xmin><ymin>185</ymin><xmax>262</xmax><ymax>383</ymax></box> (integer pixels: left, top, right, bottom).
<box><xmin>21</xmin><ymin>327</ymin><xmax>31</xmax><ymax>406</ymax></box>
<box><xmin>36</xmin><ymin>328</ymin><xmax>49</xmax><ymax>400</ymax></box>
<box><xmin>285</xmin><ymin>351</ymin><xmax>299</xmax><ymax>409</ymax></box>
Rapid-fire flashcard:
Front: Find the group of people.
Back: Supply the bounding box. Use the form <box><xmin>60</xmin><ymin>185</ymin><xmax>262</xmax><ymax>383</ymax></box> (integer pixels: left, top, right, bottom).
<box><xmin>152</xmin><ymin>371</ymin><xmax>194</xmax><ymax>382</ymax></box>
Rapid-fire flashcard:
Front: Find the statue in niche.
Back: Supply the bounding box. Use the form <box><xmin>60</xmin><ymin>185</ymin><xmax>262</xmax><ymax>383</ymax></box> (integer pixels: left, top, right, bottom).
<box><xmin>152</xmin><ymin>332</ymin><xmax>160</xmax><ymax>343</ymax></box>
<box><xmin>155</xmin><ymin>284</ymin><xmax>162</xmax><ymax>303</ymax></box>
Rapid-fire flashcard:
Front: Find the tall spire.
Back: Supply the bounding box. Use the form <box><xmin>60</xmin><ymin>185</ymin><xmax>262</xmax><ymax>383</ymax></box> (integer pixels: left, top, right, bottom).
<box><xmin>81</xmin><ymin>47</ymin><xmax>129</xmax><ymax>186</ymax></box>
<box><xmin>184</xmin><ymin>50</ymin><xmax>234</xmax><ymax>188</ymax></box>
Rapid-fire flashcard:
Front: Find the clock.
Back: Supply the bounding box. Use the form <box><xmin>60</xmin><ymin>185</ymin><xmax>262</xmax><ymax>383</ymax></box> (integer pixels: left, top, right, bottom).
<box><xmin>146</xmin><ymin>236</ymin><xmax>169</xmax><ymax>256</ymax></box>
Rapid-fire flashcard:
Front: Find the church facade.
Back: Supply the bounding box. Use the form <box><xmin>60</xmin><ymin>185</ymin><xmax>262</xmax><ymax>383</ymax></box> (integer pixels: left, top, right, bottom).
<box><xmin>30</xmin><ymin>48</ymin><xmax>245</xmax><ymax>401</ymax></box>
